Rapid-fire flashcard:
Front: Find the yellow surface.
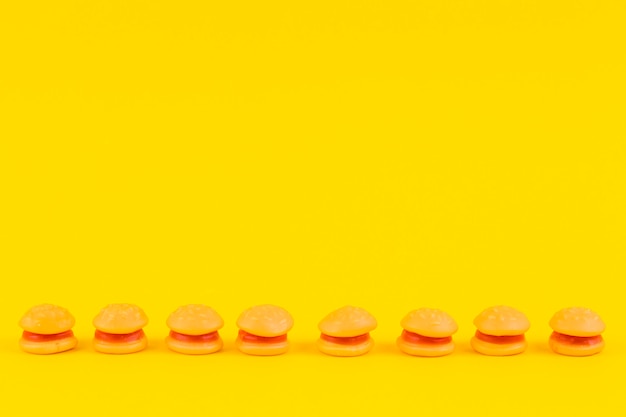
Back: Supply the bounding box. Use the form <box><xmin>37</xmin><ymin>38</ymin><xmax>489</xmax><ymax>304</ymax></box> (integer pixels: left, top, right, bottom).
<box><xmin>0</xmin><ymin>1</ymin><xmax>624</xmax><ymax>416</ymax></box>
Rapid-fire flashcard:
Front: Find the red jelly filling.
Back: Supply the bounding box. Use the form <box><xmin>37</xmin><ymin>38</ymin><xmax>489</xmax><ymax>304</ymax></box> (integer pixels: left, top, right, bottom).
<box><xmin>169</xmin><ymin>330</ymin><xmax>219</xmax><ymax>343</ymax></box>
<box><xmin>401</xmin><ymin>330</ymin><xmax>451</xmax><ymax>345</ymax></box>
<box><xmin>95</xmin><ymin>329</ymin><xmax>145</xmax><ymax>343</ymax></box>
<box><xmin>320</xmin><ymin>333</ymin><xmax>370</xmax><ymax>345</ymax></box>
<box><xmin>475</xmin><ymin>330</ymin><xmax>525</xmax><ymax>344</ymax></box>
<box><xmin>22</xmin><ymin>330</ymin><xmax>74</xmax><ymax>342</ymax></box>
<box><xmin>551</xmin><ymin>332</ymin><xmax>602</xmax><ymax>346</ymax></box>
<box><xmin>238</xmin><ymin>330</ymin><xmax>287</xmax><ymax>344</ymax></box>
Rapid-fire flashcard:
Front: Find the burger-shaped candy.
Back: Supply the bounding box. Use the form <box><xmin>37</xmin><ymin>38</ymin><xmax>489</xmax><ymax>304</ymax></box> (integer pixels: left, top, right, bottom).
<box><xmin>93</xmin><ymin>304</ymin><xmax>149</xmax><ymax>354</ymax></box>
<box><xmin>19</xmin><ymin>304</ymin><xmax>78</xmax><ymax>354</ymax></box>
<box><xmin>236</xmin><ymin>304</ymin><xmax>294</xmax><ymax>356</ymax></box>
<box><xmin>166</xmin><ymin>304</ymin><xmax>224</xmax><ymax>355</ymax></box>
<box><xmin>317</xmin><ymin>306</ymin><xmax>377</xmax><ymax>357</ymax></box>
<box><xmin>471</xmin><ymin>306</ymin><xmax>530</xmax><ymax>356</ymax></box>
<box><xmin>549</xmin><ymin>307</ymin><xmax>605</xmax><ymax>356</ymax></box>
<box><xmin>397</xmin><ymin>308</ymin><xmax>458</xmax><ymax>357</ymax></box>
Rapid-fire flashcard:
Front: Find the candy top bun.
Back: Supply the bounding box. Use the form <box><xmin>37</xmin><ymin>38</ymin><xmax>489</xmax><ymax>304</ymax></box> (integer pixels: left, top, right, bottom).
<box><xmin>19</xmin><ymin>304</ymin><xmax>75</xmax><ymax>334</ymax></box>
<box><xmin>473</xmin><ymin>305</ymin><xmax>530</xmax><ymax>336</ymax></box>
<box><xmin>93</xmin><ymin>304</ymin><xmax>149</xmax><ymax>334</ymax></box>
<box><xmin>318</xmin><ymin>306</ymin><xmax>377</xmax><ymax>337</ymax></box>
<box><xmin>401</xmin><ymin>308</ymin><xmax>458</xmax><ymax>338</ymax></box>
<box><xmin>550</xmin><ymin>307</ymin><xmax>605</xmax><ymax>337</ymax></box>
<box><xmin>236</xmin><ymin>304</ymin><xmax>294</xmax><ymax>337</ymax></box>
<box><xmin>167</xmin><ymin>304</ymin><xmax>224</xmax><ymax>335</ymax></box>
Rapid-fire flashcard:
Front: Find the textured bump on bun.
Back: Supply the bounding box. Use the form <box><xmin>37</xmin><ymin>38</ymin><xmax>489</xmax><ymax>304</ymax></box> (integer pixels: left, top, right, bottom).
<box><xmin>235</xmin><ymin>336</ymin><xmax>289</xmax><ymax>356</ymax></box>
<box><xmin>470</xmin><ymin>336</ymin><xmax>527</xmax><ymax>356</ymax></box>
<box><xmin>549</xmin><ymin>307</ymin><xmax>605</xmax><ymax>337</ymax></box>
<box><xmin>400</xmin><ymin>308</ymin><xmax>458</xmax><ymax>338</ymax></box>
<box><xmin>19</xmin><ymin>335</ymin><xmax>78</xmax><ymax>355</ymax></box>
<box><xmin>93</xmin><ymin>304</ymin><xmax>149</xmax><ymax>334</ymax></box>
<box><xmin>318</xmin><ymin>306</ymin><xmax>377</xmax><ymax>337</ymax></box>
<box><xmin>549</xmin><ymin>334</ymin><xmax>604</xmax><ymax>357</ymax></box>
<box><xmin>19</xmin><ymin>304</ymin><xmax>75</xmax><ymax>335</ymax></box>
<box><xmin>166</xmin><ymin>304</ymin><xmax>224</xmax><ymax>335</ymax></box>
<box><xmin>93</xmin><ymin>337</ymin><xmax>148</xmax><ymax>354</ymax></box>
<box><xmin>317</xmin><ymin>337</ymin><xmax>374</xmax><ymax>357</ymax></box>
<box><xmin>396</xmin><ymin>337</ymin><xmax>454</xmax><ymax>357</ymax></box>
<box><xmin>473</xmin><ymin>306</ymin><xmax>530</xmax><ymax>336</ymax></box>
<box><xmin>236</xmin><ymin>305</ymin><xmax>294</xmax><ymax>337</ymax></box>
<box><xmin>166</xmin><ymin>336</ymin><xmax>223</xmax><ymax>355</ymax></box>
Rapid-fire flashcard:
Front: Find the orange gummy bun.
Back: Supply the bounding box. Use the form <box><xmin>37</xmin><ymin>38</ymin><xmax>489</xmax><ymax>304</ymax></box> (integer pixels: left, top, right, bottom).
<box><xmin>236</xmin><ymin>304</ymin><xmax>293</xmax><ymax>356</ymax></box>
<box><xmin>549</xmin><ymin>307</ymin><xmax>605</xmax><ymax>356</ymax></box>
<box><xmin>317</xmin><ymin>306</ymin><xmax>377</xmax><ymax>357</ymax></box>
<box><xmin>397</xmin><ymin>308</ymin><xmax>457</xmax><ymax>357</ymax></box>
<box><xmin>93</xmin><ymin>304</ymin><xmax>149</xmax><ymax>354</ymax></box>
<box><xmin>471</xmin><ymin>306</ymin><xmax>530</xmax><ymax>356</ymax></box>
<box><xmin>19</xmin><ymin>304</ymin><xmax>78</xmax><ymax>355</ymax></box>
<box><xmin>166</xmin><ymin>304</ymin><xmax>224</xmax><ymax>355</ymax></box>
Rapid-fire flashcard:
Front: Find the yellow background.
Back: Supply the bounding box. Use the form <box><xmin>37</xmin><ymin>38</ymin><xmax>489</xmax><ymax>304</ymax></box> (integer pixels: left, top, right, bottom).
<box><xmin>1</xmin><ymin>1</ymin><xmax>624</xmax><ymax>415</ymax></box>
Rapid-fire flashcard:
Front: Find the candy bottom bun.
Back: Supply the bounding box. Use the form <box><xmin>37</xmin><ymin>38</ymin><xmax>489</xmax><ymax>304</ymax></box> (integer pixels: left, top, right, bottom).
<box><xmin>19</xmin><ymin>336</ymin><xmax>77</xmax><ymax>355</ymax></box>
<box><xmin>317</xmin><ymin>337</ymin><xmax>374</xmax><ymax>357</ymax></box>
<box><xmin>236</xmin><ymin>337</ymin><xmax>289</xmax><ymax>356</ymax></box>
<box><xmin>94</xmin><ymin>337</ymin><xmax>147</xmax><ymax>354</ymax></box>
<box><xmin>396</xmin><ymin>337</ymin><xmax>454</xmax><ymax>357</ymax></box>
<box><xmin>471</xmin><ymin>336</ymin><xmax>526</xmax><ymax>356</ymax></box>
<box><xmin>549</xmin><ymin>335</ymin><xmax>604</xmax><ymax>357</ymax></box>
<box><xmin>166</xmin><ymin>336</ymin><xmax>223</xmax><ymax>355</ymax></box>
